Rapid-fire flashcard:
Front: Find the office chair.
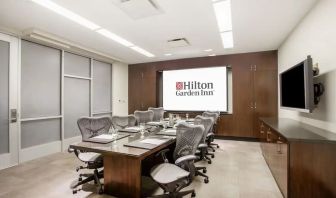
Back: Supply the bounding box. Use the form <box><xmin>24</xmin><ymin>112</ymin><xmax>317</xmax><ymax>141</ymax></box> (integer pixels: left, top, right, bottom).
<box><xmin>134</xmin><ymin>110</ymin><xmax>154</xmax><ymax>124</ymax></box>
<box><xmin>194</xmin><ymin>115</ymin><xmax>214</xmax><ymax>183</ymax></box>
<box><xmin>111</xmin><ymin>115</ymin><xmax>136</xmax><ymax>130</ymax></box>
<box><xmin>150</xmin><ymin>122</ymin><xmax>204</xmax><ymax>198</ymax></box>
<box><xmin>202</xmin><ymin>111</ymin><xmax>220</xmax><ymax>152</ymax></box>
<box><xmin>68</xmin><ymin>116</ymin><xmax>112</xmax><ymax>194</ymax></box>
<box><xmin>148</xmin><ymin>107</ymin><xmax>165</xmax><ymax>121</ymax></box>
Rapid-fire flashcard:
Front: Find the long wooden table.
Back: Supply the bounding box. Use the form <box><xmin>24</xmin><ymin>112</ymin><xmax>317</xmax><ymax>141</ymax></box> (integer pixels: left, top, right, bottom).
<box><xmin>70</xmin><ymin>131</ymin><xmax>175</xmax><ymax>198</ymax></box>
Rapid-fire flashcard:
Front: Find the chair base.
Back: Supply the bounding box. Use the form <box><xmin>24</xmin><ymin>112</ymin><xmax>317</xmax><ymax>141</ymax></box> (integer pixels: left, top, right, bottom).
<box><xmin>150</xmin><ymin>189</ymin><xmax>196</xmax><ymax>198</ymax></box>
<box><xmin>71</xmin><ymin>169</ymin><xmax>103</xmax><ymax>194</ymax></box>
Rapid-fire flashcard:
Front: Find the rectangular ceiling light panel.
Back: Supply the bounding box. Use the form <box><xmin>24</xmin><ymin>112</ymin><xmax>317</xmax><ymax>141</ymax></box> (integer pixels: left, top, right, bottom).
<box><xmin>221</xmin><ymin>31</ymin><xmax>234</xmax><ymax>49</ymax></box>
<box><xmin>130</xmin><ymin>46</ymin><xmax>155</xmax><ymax>57</ymax></box>
<box><xmin>96</xmin><ymin>29</ymin><xmax>134</xmax><ymax>47</ymax></box>
<box><xmin>213</xmin><ymin>0</ymin><xmax>234</xmax><ymax>48</ymax></box>
<box><xmin>31</xmin><ymin>0</ymin><xmax>100</xmax><ymax>30</ymax></box>
<box><xmin>31</xmin><ymin>0</ymin><xmax>155</xmax><ymax>57</ymax></box>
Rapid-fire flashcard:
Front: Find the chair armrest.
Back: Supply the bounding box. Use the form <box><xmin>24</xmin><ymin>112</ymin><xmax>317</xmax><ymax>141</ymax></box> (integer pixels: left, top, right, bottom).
<box><xmin>206</xmin><ymin>132</ymin><xmax>215</xmax><ymax>137</ymax></box>
<box><xmin>156</xmin><ymin>148</ymin><xmax>170</xmax><ymax>163</ymax></box>
<box><xmin>198</xmin><ymin>143</ymin><xmax>208</xmax><ymax>148</ymax></box>
<box><xmin>175</xmin><ymin>155</ymin><xmax>197</xmax><ymax>165</ymax></box>
<box><xmin>68</xmin><ymin>146</ymin><xmax>79</xmax><ymax>157</ymax></box>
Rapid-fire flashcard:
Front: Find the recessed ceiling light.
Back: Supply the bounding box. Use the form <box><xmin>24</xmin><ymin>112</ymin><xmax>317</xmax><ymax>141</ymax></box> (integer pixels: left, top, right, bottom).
<box><xmin>213</xmin><ymin>0</ymin><xmax>232</xmax><ymax>32</ymax></box>
<box><xmin>31</xmin><ymin>0</ymin><xmax>155</xmax><ymax>58</ymax></box>
<box><xmin>212</xmin><ymin>0</ymin><xmax>234</xmax><ymax>49</ymax></box>
<box><xmin>164</xmin><ymin>53</ymin><xmax>172</xmax><ymax>56</ymax></box>
<box><xmin>209</xmin><ymin>54</ymin><xmax>216</xmax><ymax>56</ymax></box>
<box><xmin>221</xmin><ymin>31</ymin><xmax>234</xmax><ymax>49</ymax></box>
<box><xmin>31</xmin><ymin>0</ymin><xmax>100</xmax><ymax>30</ymax></box>
<box><xmin>96</xmin><ymin>29</ymin><xmax>134</xmax><ymax>47</ymax></box>
<box><xmin>130</xmin><ymin>46</ymin><xmax>155</xmax><ymax>57</ymax></box>
<box><xmin>204</xmin><ymin>49</ymin><xmax>213</xmax><ymax>52</ymax></box>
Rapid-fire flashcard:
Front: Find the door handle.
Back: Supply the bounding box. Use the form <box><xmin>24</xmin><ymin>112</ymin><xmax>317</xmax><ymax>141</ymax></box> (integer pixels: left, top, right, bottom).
<box><xmin>10</xmin><ymin>109</ymin><xmax>18</xmax><ymax>123</ymax></box>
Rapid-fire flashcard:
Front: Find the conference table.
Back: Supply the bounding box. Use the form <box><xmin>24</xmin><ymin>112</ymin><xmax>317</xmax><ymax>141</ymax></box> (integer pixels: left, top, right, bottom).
<box><xmin>69</xmin><ymin>125</ymin><xmax>179</xmax><ymax>198</ymax></box>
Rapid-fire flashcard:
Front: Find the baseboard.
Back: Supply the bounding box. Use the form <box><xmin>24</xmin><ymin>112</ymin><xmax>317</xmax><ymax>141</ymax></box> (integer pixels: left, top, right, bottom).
<box><xmin>63</xmin><ymin>136</ymin><xmax>82</xmax><ymax>151</ymax></box>
<box><xmin>215</xmin><ymin>135</ymin><xmax>260</xmax><ymax>142</ymax></box>
<box><xmin>20</xmin><ymin>141</ymin><xmax>62</xmax><ymax>163</ymax></box>
<box><xmin>0</xmin><ymin>153</ymin><xmax>17</xmax><ymax>170</ymax></box>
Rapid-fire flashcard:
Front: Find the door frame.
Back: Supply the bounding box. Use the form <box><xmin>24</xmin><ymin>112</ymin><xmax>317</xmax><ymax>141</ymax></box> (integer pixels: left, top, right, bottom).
<box><xmin>0</xmin><ymin>33</ymin><xmax>20</xmax><ymax>170</ymax></box>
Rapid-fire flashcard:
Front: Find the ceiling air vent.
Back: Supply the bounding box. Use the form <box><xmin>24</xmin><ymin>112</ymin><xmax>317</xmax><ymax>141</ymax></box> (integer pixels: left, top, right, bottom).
<box><xmin>167</xmin><ymin>38</ymin><xmax>190</xmax><ymax>48</ymax></box>
<box><xmin>111</xmin><ymin>0</ymin><xmax>163</xmax><ymax>19</ymax></box>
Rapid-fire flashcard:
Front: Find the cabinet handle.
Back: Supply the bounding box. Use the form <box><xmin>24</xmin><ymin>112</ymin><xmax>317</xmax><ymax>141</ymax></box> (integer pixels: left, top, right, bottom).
<box><xmin>277</xmin><ymin>140</ymin><xmax>283</xmax><ymax>154</ymax></box>
<box><xmin>266</xmin><ymin>129</ymin><xmax>271</xmax><ymax>142</ymax></box>
<box><xmin>260</xmin><ymin>123</ymin><xmax>264</xmax><ymax>134</ymax></box>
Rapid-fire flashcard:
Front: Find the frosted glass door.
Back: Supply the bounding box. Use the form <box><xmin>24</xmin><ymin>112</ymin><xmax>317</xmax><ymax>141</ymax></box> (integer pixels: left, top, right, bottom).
<box><xmin>0</xmin><ymin>33</ymin><xmax>19</xmax><ymax>170</ymax></box>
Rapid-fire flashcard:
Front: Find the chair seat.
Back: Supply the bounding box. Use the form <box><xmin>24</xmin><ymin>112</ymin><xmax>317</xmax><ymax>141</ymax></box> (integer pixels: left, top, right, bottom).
<box><xmin>150</xmin><ymin>163</ymin><xmax>189</xmax><ymax>184</ymax></box>
<box><xmin>78</xmin><ymin>152</ymin><xmax>102</xmax><ymax>162</ymax></box>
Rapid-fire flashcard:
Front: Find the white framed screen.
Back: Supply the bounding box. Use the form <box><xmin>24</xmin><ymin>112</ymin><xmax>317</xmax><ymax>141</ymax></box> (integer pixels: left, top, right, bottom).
<box><xmin>162</xmin><ymin>67</ymin><xmax>228</xmax><ymax>112</ymax></box>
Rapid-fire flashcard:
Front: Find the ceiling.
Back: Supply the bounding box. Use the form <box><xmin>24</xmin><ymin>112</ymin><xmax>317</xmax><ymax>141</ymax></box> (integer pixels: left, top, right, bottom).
<box><xmin>0</xmin><ymin>0</ymin><xmax>317</xmax><ymax>64</ymax></box>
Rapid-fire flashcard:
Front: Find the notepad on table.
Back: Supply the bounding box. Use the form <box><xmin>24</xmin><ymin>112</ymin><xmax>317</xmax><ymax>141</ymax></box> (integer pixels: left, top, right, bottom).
<box><xmin>91</xmin><ymin>134</ymin><xmax>114</xmax><ymax>140</ymax></box>
<box><xmin>139</xmin><ymin>138</ymin><xmax>166</xmax><ymax>145</ymax></box>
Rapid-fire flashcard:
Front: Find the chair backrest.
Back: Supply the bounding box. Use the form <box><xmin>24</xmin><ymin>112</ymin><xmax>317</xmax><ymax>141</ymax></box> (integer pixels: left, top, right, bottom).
<box><xmin>148</xmin><ymin>107</ymin><xmax>164</xmax><ymax>121</ymax></box>
<box><xmin>134</xmin><ymin>110</ymin><xmax>154</xmax><ymax>124</ymax></box>
<box><xmin>77</xmin><ymin>117</ymin><xmax>112</xmax><ymax>141</ymax></box>
<box><xmin>173</xmin><ymin>122</ymin><xmax>204</xmax><ymax>161</ymax></box>
<box><xmin>202</xmin><ymin>111</ymin><xmax>220</xmax><ymax>123</ymax></box>
<box><xmin>194</xmin><ymin>115</ymin><xmax>214</xmax><ymax>144</ymax></box>
<box><xmin>111</xmin><ymin>115</ymin><xmax>136</xmax><ymax>130</ymax></box>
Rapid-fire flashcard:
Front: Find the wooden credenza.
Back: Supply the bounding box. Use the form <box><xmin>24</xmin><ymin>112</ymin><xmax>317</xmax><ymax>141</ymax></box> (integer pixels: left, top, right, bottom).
<box><xmin>260</xmin><ymin>118</ymin><xmax>336</xmax><ymax>198</ymax></box>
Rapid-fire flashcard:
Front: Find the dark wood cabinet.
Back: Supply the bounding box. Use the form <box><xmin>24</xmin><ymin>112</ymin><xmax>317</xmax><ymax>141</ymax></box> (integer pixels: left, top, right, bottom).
<box><xmin>129</xmin><ymin>51</ymin><xmax>278</xmax><ymax>138</ymax></box>
<box><xmin>260</xmin><ymin>118</ymin><xmax>336</xmax><ymax>198</ymax></box>
<box><xmin>261</xmin><ymin>123</ymin><xmax>288</xmax><ymax>198</ymax></box>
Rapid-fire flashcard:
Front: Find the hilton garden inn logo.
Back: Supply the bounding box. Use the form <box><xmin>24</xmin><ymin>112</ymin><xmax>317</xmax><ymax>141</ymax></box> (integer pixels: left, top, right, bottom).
<box><xmin>176</xmin><ymin>81</ymin><xmax>215</xmax><ymax>96</ymax></box>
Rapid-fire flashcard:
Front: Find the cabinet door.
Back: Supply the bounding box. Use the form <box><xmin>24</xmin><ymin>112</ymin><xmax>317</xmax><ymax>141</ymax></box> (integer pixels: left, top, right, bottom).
<box><xmin>253</xmin><ymin>67</ymin><xmax>278</xmax><ymax>138</ymax></box>
<box><xmin>128</xmin><ymin>67</ymin><xmax>143</xmax><ymax>113</ymax></box>
<box><xmin>234</xmin><ymin>65</ymin><xmax>254</xmax><ymax>137</ymax></box>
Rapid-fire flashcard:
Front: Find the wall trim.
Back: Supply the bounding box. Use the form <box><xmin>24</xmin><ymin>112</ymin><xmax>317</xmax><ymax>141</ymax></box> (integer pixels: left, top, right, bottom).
<box><xmin>19</xmin><ymin>141</ymin><xmax>61</xmax><ymax>163</ymax></box>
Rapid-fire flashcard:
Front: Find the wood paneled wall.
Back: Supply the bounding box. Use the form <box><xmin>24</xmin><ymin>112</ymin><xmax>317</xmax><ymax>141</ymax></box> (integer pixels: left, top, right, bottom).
<box><xmin>129</xmin><ymin>51</ymin><xmax>278</xmax><ymax>138</ymax></box>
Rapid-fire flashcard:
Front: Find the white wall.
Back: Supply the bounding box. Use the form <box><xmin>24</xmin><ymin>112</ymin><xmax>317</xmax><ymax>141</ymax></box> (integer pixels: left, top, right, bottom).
<box><xmin>278</xmin><ymin>0</ymin><xmax>336</xmax><ymax>133</ymax></box>
<box><xmin>112</xmin><ymin>61</ymin><xmax>128</xmax><ymax>115</ymax></box>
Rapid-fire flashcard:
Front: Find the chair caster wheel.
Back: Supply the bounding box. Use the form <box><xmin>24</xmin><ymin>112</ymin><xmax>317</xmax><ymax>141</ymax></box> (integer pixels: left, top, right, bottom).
<box><xmin>203</xmin><ymin>169</ymin><xmax>207</xmax><ymax>174</ymax></box>
<box><xmin>208</xmin><ymin>161</ymin><xmax>212</xmax><ymax>164</ymax></box>
<box><xmin>98</xmin><ymin>188</ymin><xmax>104</xmax><ymax>194</ymax></box>
<box><xmin>211</xmin><ymin>155</ymin><xmax>214</xmax><ymax>159</ymax></box>
<box><xmin>217</xmin><ymin>145</ymin><xmax>220</xmax><ymax>148</ymax></box>
<box><xmin>191</xmin><ymin>191</ymin><xmax>196</xmax><ymax>197</ymax></box>
<box><xmin>204</xmin><ymin>178</ymin><xmax>209</xmax><ymax>183</ymax></box>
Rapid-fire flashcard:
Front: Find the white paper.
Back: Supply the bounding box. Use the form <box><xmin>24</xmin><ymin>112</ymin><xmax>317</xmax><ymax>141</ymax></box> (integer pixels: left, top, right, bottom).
<box><xmin>140</xmin><ymin>138</ymin><xmax>166</xmax><ymax>145</ymax></box>
<box><xmin>92</xmin><ymin>134</ymin><xmax>114</xmax><ymax>140</ymax></box>
<box><xmin>164</xmin><ymin>129</ymin><xmax>176</xmax><ymax>133</ymax></box>
<box><xmin>125</xmin><ymin>127</ymin><xmax>141</xmax><ymax>131</ymax></box>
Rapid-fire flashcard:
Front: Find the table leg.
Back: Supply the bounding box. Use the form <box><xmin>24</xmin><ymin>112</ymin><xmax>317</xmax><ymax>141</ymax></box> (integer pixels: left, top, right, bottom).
<box><xmin>104</xmin><ymin>154</ymin><xmax>142</xmax><ymax>198</ymax></box>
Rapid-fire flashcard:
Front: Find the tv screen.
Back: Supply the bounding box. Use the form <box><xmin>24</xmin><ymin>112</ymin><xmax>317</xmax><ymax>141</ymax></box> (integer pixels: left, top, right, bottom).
<box><xmin>280</xmin><ymin>56</ymin><xmax>313</xmax><ymax>112</ymax></box>
<box><xmin>162</xmin><ymin>67</ymin><xmax>227</xmax><ymax>112</ymax></box>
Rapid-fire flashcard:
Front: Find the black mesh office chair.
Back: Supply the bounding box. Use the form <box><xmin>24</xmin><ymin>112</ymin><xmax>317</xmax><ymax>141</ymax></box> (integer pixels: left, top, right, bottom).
<box><xmin>194</xmin><ymin>115</ymin><xmax>214</xmax><ymax>183</ymax></box>
<box><xmin>202</xmin><ymin>111</ymin><xmax>220</xmax><ymax>152</ymax></box>
<box><xmin>68</xmin><ymin>117</ymin><xmax>112</xmax><ymax>194</ymax></box>
<box><xmin>148</xmin><ymin>107</ymin><xmax>165</xmax><ymax>121</ymax></box>
<box><xmin>111</xmin><ymin>115</ymin><xmax>136</xmax><ymax>130</ymax></box>
<box><xmin>149</xmin><ymin>122</ymin><xmax>204</xmax><ymax>198</ymax></box>
<box><xmin>134</xmin><ymin>110</ymin><xmax>154</xmax><ymax>124</ymax></box>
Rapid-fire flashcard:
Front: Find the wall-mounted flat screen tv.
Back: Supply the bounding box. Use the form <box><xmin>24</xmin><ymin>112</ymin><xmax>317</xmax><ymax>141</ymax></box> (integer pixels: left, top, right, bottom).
<box><xmin>280</xmin><ymin>56</ymin><xmax>314</xmax><ymax>113</ymax></box>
